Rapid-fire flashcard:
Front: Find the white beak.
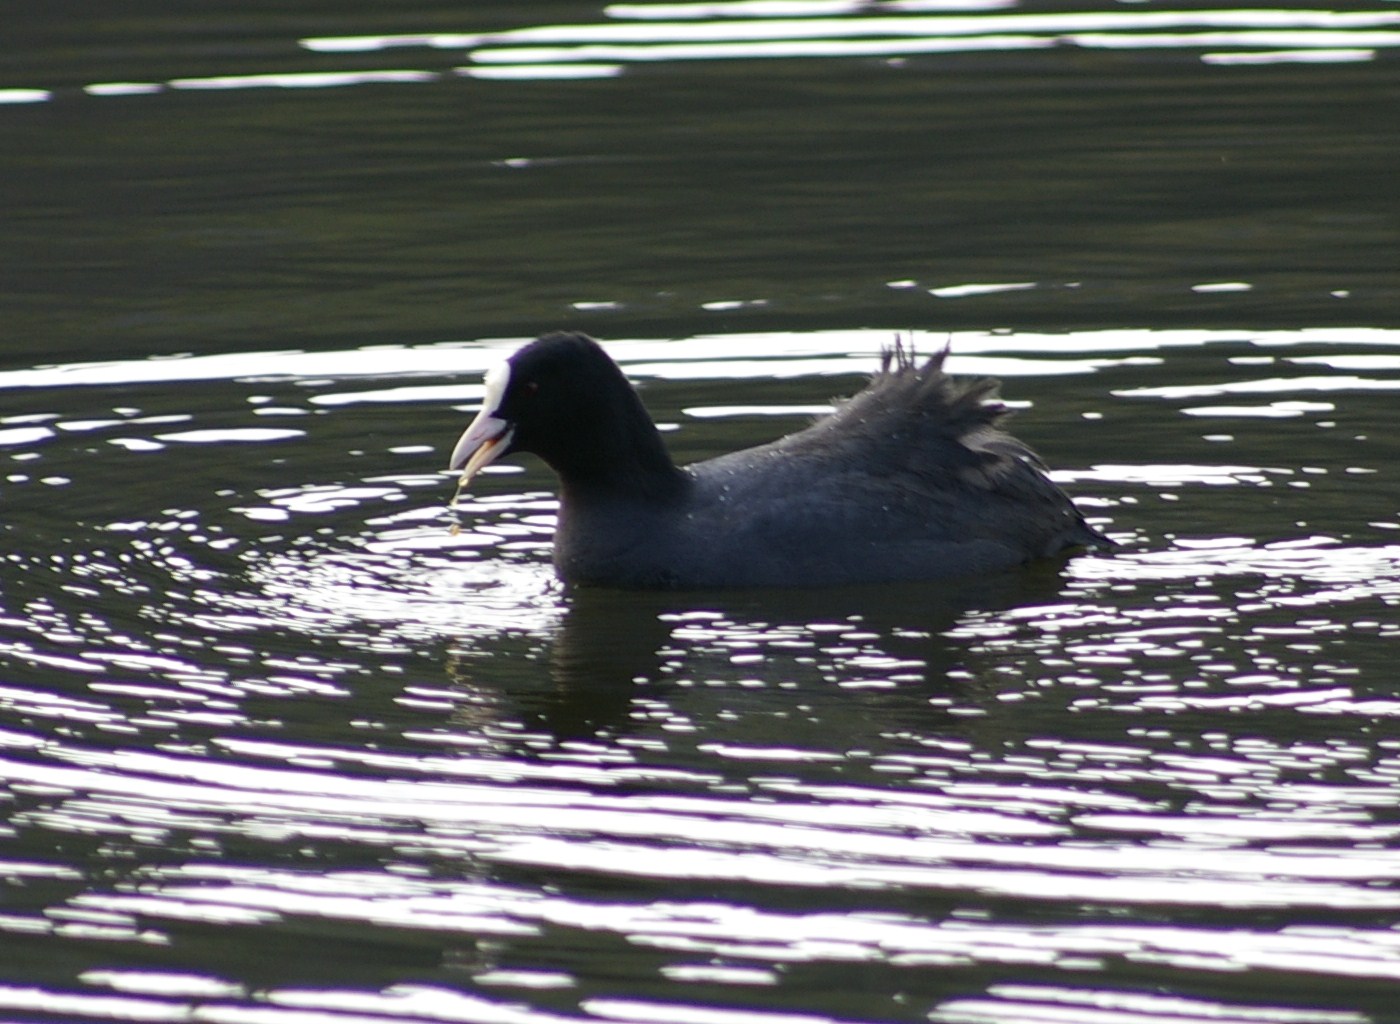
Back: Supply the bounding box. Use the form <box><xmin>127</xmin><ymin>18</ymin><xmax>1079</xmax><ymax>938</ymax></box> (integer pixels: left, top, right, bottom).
<box><xmin>447</xmin><ymin>360</ymin><xmax>515</xmax><ymax>484</ymax></box>
<box><xmin>448</xmin><ymin>408</ymin><xmax>514</xmax><ymax>482</ymax></box>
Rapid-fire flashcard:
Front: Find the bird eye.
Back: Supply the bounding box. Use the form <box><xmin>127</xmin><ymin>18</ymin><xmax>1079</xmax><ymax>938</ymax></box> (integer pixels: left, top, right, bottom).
<box><xmin>521</xmin><ymin>380</ymin><xmax>540</xmax><ymax>397</ymax></box>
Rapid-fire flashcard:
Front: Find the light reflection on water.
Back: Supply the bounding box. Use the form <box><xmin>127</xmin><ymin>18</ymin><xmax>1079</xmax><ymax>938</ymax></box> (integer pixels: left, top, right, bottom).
<box><xmin>6</xmin><ymin>0</ymin><xmax>1400</xmax><ymax>1011</ymax></box>
<box><xmin>306</xmin><ymin>6</ymin><xmax>1400</xmax><ymax>74</ymax></box>
<box><xmin>6</xmin><ymin>3</ymin><xmax>1397</xmax><ymax>100</ymax></box>
<box><xmin>5</xmin><ymin>327</ymin><xmax>1400</xmax><ymax>1023</ymax></box>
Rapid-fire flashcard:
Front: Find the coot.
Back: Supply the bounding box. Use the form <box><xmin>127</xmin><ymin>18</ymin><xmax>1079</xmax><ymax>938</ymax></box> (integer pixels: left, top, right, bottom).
<box><xmin>448</xmin><ymin>332</ymin><xmax>1108</xmax><ymax>588</ymax></box>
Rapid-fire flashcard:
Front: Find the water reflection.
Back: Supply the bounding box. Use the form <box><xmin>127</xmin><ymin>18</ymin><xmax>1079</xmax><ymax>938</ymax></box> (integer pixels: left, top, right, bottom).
<box><xmin>6</xmin><ymin>0</ymin><xmax>1400</xmax><ymax>1011</ymax></box>
<box><xmin>8</xmin><ymin>2</ymin><xmax>1398</xmax><ymax>101</ymax></box>
<box><xmin>519</xmin><ymin>569</ymin><xmax>1067</xmax><ymax>740</ymax></box>
<box><xmin>304</xmin><ymin>6</ymin><xmax>1400</xmax><ymax>70</ymax></box>
<box><xmin>6</xmin><ymin>327</ymin><xmax>1400</xmax><ymax>1023</ymax></box>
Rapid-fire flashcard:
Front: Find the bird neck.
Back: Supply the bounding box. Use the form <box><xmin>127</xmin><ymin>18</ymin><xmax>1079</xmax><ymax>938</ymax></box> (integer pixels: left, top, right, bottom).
<box><xmin>547</xmin><ymin>389</ymin><xmax>688</xmax><ymax>504</ymax></box>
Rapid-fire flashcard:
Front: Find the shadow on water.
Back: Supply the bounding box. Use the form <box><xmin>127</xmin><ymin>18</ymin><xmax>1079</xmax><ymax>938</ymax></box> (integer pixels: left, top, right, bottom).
<box><xmin>496</xmin><ymin>560</ymin><xmax>1078</xmax><ymax>742</ymax></box>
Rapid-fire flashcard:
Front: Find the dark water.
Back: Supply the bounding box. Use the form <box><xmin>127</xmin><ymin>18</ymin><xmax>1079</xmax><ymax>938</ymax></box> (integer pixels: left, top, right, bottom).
<box><xmin>5</xmin><ymin>4</ymin><xmax>1400</xmax><ymax>1024</ymax></box>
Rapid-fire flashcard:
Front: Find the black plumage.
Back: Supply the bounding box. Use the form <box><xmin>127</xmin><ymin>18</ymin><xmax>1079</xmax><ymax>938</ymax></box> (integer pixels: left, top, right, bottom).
<box><xmin>449</xmin><ymin>332</ymin><xmax>1108</xmax><ymax>588</ymax></box>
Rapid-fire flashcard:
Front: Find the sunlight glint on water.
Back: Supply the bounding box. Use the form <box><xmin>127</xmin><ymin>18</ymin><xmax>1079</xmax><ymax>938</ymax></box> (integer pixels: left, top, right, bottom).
<box><xmin>5</xmin><ymin>0</ymin><xmax>1400</xmax><ymax>1012</ymax></box>
<box><xmin>5</xmin><ymin>326</ymin><xmax>1400</xmax><ymax>1023</ymax></box>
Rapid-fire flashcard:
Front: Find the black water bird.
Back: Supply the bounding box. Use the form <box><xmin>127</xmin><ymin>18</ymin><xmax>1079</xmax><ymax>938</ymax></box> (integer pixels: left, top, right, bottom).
<box><xmin>448</xmin><ymin>332</ymin><xmax>1108</xmax><ymax>588</ymax></box>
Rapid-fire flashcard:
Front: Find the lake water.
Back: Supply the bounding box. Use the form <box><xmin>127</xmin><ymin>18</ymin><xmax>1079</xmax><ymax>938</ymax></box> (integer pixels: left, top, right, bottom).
<box><xmin>4</xmin><ymin>3</ymin><xmax>1400</xmax><ymax>1023</ymax></box>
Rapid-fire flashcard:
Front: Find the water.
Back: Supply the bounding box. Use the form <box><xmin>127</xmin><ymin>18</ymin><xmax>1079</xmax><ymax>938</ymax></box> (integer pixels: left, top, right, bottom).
<box><xmin>5</xmin><ymin>3</ymin><xmax>1400</xmax><ymax>1024</ymax></box>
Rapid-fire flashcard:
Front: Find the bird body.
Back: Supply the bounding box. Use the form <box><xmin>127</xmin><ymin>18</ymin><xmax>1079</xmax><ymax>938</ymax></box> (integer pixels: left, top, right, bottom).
<box><xmin>449</xmin><ymin>332</ymin><xmax>1107</xmax><ymax>588</ymax></box>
